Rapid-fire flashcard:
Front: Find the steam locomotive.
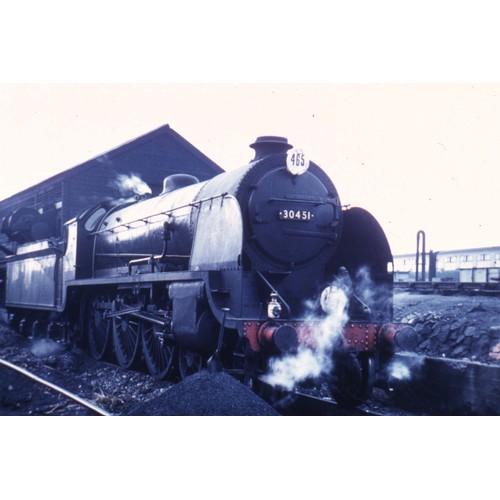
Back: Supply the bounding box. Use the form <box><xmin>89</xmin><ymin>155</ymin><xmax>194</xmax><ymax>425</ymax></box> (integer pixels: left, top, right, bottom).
<box><xmin>1</xmin><ymin>136</ymin><xmax>418</xmax><ymax>405</ymax></box>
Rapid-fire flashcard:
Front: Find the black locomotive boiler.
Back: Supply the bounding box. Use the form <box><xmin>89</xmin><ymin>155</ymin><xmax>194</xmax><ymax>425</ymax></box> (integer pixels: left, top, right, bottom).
<box><xmin>1</xmin><ymin>136</ymin><xmax>417</xmax><ymax>404</ymax></box>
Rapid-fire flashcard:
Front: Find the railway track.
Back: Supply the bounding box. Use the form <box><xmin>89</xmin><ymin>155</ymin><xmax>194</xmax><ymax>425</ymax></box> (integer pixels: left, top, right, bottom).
<box><xmin>254</xmin><ymin>380</ymin><xmax>406</xmax><ymax>416</ymax></box>
<box><xmin>0</xmin><ymin>357</ymin><xmax>112</xmax><ymax>416</ymax></box>
<box><xmin>2</xmin><ymin>323</ymin><xmax>498</xmax><ymax>415</ymax></box>
<box><xmin>270</xmin><ymin>391</ymin><xmax>383</xmax><ymax>416</ymax></box>
<box><xmin>255</xmin><ymin>352</ymin><xmax>500</xmax><ymax>416</ymax></box>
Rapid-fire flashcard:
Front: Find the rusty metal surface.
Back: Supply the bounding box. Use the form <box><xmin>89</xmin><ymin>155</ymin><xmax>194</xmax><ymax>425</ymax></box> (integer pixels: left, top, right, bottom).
<box><xmin>342</xmin><ymin>323</ymin><xmax>378</xmax><ymax>351</ymax></box>
<box><xmin>244</xmin><ymin>319</ymin><xmax>382</xmax><ymax>353</ymax></box>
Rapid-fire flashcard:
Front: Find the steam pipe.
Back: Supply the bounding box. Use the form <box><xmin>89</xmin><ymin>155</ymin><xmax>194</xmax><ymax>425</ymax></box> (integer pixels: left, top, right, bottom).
<box><xmin>428</xmin><ymin>250</ymin><xmax>437</xmax><ymax>281</ymax></box>
<box><xmin>416</xmin><ymin>230</ymin><xmax>426</xmax><ymax>282</ymax></box>
<box><xmin>127</xmin><ymin>218</ymin><xmax>189</xmax><ymax>274</ymax></box>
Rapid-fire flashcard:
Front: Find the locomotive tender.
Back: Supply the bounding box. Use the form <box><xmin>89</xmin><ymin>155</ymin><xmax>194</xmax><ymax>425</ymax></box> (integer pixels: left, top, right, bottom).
<box><xmin>1</xmin><ymin>135</ymin><xmax>417</xmax><ymax>404</ymax></box>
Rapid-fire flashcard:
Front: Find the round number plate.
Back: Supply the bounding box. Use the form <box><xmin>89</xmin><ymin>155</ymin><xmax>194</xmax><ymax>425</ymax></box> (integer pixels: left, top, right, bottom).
<box><xmin>286</xmin><ymin>148</ymin><xmax>310</xmax><ymax>175</ymax></box>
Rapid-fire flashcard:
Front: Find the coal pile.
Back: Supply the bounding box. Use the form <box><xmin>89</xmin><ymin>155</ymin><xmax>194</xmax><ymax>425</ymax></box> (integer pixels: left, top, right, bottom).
<box><xmin>394</xmin><ymin>292</ymin><xmax>500</xmax><ymax>362</ymax></box>
<box><xmin>127</xmin><ymin>370</ymin><xmax>279</xmax><ymax>416</ymax></box>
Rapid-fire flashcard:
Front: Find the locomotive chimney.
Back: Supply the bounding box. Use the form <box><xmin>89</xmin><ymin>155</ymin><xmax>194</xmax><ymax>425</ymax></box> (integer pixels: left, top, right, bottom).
<box><xmin>250</xmin><ymin>136</ymin><xmax>293</xmax><ymax>161</ymax></box>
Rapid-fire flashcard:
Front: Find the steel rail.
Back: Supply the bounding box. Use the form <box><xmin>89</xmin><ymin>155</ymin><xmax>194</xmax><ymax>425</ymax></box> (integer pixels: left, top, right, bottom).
<box><xmin>0</xmin><ymin>357</ymin><xmax>112</xmax><ymax>416</ymax></box>
<box><xmin>254</xmin><ymin>379</ymin><xmax>382</xmax><ymax>416</ymax></box>
<box><xmin>275</xmin><ymin>392</ymin><xmax>383</xmax><ymax>416</ymax></box>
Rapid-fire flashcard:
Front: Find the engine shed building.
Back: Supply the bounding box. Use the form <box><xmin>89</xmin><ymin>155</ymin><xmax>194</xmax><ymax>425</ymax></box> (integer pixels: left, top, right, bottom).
<box><xmin>0</xmin><ymin>125</ymin><xmax>223</xmax><ymax>257</ymax></box>
<box><xmin>393</xmin><ymin>246</ymin><xmax>500</xmax><ymax>284</ymax></box>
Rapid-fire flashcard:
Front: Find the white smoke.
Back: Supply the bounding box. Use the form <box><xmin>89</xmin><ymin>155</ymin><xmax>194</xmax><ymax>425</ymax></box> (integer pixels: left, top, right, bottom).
<box><xmin>388</xmin><ymin>361</ymin><xmax>411</xmax><ymax>380</ymax></box>
<box><xmin>387</xmin><ymin>354</ymin><xmax>425</xmax><ymax>383</ymax></box>
<box><xmin>112</xmin><ymin>173</ymin><xmax>152</xmax><ymax>197</ymax></box>
<box><xmin>354</xmin><ymin>266</ymin><xmax>375</xmax><ymax>309</ymax></box>
<box><xmin>30</xmin><ymin>338</ymin><xmax>65</xmax><ymax>357</ymax></box>
<box><xmin>262</xmin><ymin>286</ymin><xmax>349</xmax><ymax>391</ymax></box>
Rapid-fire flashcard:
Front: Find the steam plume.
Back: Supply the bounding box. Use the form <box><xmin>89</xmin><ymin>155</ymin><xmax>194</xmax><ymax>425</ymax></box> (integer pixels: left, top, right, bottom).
<box><xmin>262</xmin><ymin>286</ymin><xmax>349</xmax><ymax>391</ymax></box>
<box><xmin>31</xmin><ymin>338</ymin><xmax>65</xmax><ymax>357</ymax></box>
<box><xmin>112</xmin><ymin>174</ymin><xmax>152</xmax><ymax>197</ymax></box>
<box><xmin>388</xmin><ymin>361</ymin><xmax>411</xmax><ymax>380</ymax></box>
<box><xmin>387</xmin><ymin>354</ymin><xmax>424</xmax><ymax>383</ymax></box>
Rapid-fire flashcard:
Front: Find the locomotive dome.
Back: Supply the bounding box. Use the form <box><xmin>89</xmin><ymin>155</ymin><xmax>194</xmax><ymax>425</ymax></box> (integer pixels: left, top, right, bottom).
<box><xmin>161</xmin><ymin>174</ymin><xmax>199</xmax><ymax>195</ymax></box>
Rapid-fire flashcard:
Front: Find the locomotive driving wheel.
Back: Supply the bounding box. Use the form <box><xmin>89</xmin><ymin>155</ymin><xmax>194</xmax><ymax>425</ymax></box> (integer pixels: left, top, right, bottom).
<box><xmin>141</xmin><ymin>322</ymin><xmax>177</xmax><ymax>380</ymax></box>
<box><xmin>86</xmin><ymin>296</ymin><xmax>111</xmax><ymax>360</ymax></box>
<box><xmin>112</xmin><ymin>308</ymin><xmax>142</xmax><ymax>370</ymax></box>
<box><xmin>328</xmin><ymin>352</ymin><xmax>376</xmax><ymax>407</ymax></box>
<box><xmin>178</xmin><ymin>346</ymin><xmax>204</xmax><ymax>380</ymax></box>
